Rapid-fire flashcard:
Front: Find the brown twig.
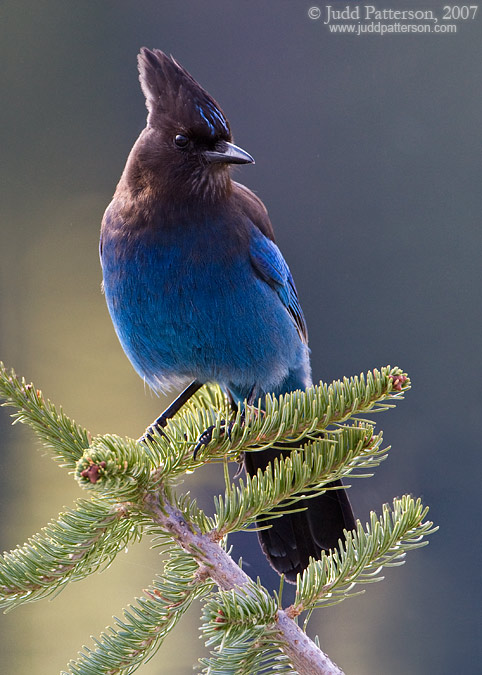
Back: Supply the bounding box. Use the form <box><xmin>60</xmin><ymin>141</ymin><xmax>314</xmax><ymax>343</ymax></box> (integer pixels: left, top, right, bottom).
<box><xmin>143</xmin><ymin>491</ymin><xmax>344</xmax><ymax>675</ymax></box>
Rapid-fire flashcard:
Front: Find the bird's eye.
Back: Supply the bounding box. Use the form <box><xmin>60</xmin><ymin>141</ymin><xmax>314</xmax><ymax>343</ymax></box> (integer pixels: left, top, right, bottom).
<box><xmin>174</xmin><ymin>134</ymin><xmax>189</xmax><ymax>148</ymax></box>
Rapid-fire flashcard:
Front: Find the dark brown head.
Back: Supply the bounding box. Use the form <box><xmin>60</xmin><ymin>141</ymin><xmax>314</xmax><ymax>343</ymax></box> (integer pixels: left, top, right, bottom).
<box><xmin>121</xmin><ymin>48</ymin><xmax>254</xmax><ymax>206</ymax></box>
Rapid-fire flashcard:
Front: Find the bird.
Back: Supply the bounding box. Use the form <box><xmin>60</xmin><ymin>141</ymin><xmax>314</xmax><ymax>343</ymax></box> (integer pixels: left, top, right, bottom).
<box><xmin>100</xmin><ymin>47</ymin><xmax>355</xmax><ymax>582</ymax></box>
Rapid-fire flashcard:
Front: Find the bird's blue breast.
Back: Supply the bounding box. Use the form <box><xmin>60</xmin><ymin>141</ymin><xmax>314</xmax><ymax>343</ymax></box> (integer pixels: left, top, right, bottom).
<box><xmin>101</xmin><ymin>207</ymin><xmax>310</xmax><ymax>398</ymax></box>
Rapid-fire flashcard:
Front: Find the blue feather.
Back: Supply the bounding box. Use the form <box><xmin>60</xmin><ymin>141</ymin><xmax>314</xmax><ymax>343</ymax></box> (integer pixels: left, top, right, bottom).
<box><xmin>196</xmin><ymin>104</ymin><xmax>216</xmax><ymax>136</ymax></box>
<box><xmin>249</xmin><ymin>228</ymin><xmax>308</xmax><ymax>345</ymax></box>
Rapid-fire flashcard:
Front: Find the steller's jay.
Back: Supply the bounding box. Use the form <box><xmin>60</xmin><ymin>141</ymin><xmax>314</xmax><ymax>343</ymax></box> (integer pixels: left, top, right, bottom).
<box><xmin>100</xmin><ymin>48</ymin><xmax>355</xmax><ymax>582</ymax></box>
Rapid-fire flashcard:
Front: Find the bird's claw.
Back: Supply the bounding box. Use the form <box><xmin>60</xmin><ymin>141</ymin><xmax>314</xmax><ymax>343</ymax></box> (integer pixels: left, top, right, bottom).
<box><xmin>139</xmin><ymin>423</ymin><xmax>167</xmax><ymax>444</ymax></box>
<box><xmin>193</xmin><ymin>424</ymin><xmax>216</xmax><ymax>459</ymax></box>
<box><xmin>233</xmin><ymin>452</ymin><xmax>245</xmax><ymax>478</ymax></box>
<box><xmin>192</xmin><ymin>417</ymin><xmax>237</xmax><ymax>460</ymax></box>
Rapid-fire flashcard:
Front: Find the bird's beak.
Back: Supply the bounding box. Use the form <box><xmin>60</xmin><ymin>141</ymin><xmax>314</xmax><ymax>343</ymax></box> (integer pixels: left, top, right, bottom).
<box><xmin>204</xmin><ymin>141</ymin><xmax>255</xmax><ymax>165</ymax></box>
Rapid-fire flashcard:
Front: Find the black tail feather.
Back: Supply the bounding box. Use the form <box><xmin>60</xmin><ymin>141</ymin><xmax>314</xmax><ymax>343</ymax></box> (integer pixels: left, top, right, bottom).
<box><xmin>245</xmin><ymin>448</ymin><xmax>356</xmax><ymax>582</ymax></box>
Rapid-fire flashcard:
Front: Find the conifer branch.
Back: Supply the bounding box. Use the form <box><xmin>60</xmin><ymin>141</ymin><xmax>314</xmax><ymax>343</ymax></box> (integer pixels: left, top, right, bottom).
<box><xmin>142</xmin><ymin>491</ymin><xmax>344</xmax><ymax>675</ymax></box>
<box><xmin>289</xmin><ymin>496</ymin><xmax>437</xmax><ymax>617</ymax></box>
<box><xmin>182</xmin><ymin>365</ymin><xmax>410</xmax><ymax>459</ymax></box>
<box><xmin>0</xmin><ymin>498</ymin><xmax>141</xmax><ymax>610</ymax></box>
<box><xmin>213</xmin><ymin>423</ymin><xmax>384</xmax><ymax>537</ymax></box>
<box><xmin>0</xmin><ymin>362</ymin><xmax>90</xmax><ymax>468</ymax></box>
<box><xmin>199</xmin><ymin>585</ymin><xmax>299</xmax><ymax>674</ymax></box>
<box><xmin>64</xmin><ymin>547</ymin><xmax>212</xmax><ymax>675</ymax></box>
<box><xmin>114</xmin><ymin>366</ymin><xmax>410</xmax><ymax>477</ymax></box>
<box><xmin>0</xmin><ymin>363</ymin><xmax>434</xmax><ymax>675</ymax></box>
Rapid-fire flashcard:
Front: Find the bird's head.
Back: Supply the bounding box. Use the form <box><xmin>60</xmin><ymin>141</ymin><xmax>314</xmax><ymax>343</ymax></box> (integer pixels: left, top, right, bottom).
<box><xmin>130</xmin><ymin>48</ymin><xmax>254</xmax><ymax>205</ymax></box>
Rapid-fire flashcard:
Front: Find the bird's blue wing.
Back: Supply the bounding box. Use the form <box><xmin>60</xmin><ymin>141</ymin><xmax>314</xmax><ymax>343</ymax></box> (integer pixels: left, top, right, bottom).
<box><xmin>249</xmin><ymin>228</ymin><xmax>308</xmax><ymax>344</ymax></box>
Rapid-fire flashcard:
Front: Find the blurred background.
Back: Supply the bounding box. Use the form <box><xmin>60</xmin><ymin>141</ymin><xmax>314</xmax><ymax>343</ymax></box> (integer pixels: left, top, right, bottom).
<box><xmin>0</xmin><ymin>1</ymin><xmax>480</xmax><ymax>673</ymax></box>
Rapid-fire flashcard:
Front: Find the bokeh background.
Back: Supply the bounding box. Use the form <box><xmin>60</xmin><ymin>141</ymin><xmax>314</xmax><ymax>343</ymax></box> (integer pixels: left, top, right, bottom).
<box><xmin>0</xmin><ymin>1</ymin><xmax>480</xmax><ymax>673</ymax></box>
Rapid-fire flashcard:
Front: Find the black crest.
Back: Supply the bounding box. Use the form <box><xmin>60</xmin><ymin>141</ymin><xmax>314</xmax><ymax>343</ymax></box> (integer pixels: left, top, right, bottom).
<box><xmin>138</xmin><ymin>48</ymin><xmax>231</xmax><ymax>140</ymax></box>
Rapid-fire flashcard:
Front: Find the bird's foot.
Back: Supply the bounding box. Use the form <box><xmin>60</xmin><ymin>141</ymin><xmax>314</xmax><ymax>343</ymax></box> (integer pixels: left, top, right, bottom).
<box><xmin>191</xmin><ymin>388</ymin><xmax>259</xmax><ymax>461</ymax></box>
<box><xmin>138</xmin><ymin>380</ymin><xmax>204</xmax><ymax>444</ymax></box>
<box><xmin>139</xmin><ymin>421</ymin><xmax>168</xmax><ymax>444</ymax></box>
<box><xmin>233</xmin><ymin>452</ymin><xmax>245</xmax><ymax>478</ymax></box>
<box><xmin>193</xmin><ymin>417</ymin><xmax>238</xmax><ymax>459</ymax></box>
<box><xmin>193</xmin><ymin>424</ymin><xmax>216</xmax><ymax>459</ymax></box>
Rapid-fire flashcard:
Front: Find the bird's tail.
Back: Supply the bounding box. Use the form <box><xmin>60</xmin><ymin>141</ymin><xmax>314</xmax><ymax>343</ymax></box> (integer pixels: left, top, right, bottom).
<box><xmin>244</xmin><ymin>445</ymin><xmax>355</xmax><ymax>582</ymax></box>
<box><xmin>230</xmin><ymin>365</ymin><xmax>356</xmax><ymax>581</ymax></box>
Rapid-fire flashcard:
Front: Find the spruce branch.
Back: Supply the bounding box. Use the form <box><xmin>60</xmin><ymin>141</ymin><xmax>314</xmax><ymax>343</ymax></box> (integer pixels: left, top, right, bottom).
<box><xmin>118</xmin><ymin>366</ymin><xmax>409</xmax><ymax>476</ymax></box>
<box><xmin>0</xmin><ymin>363</ymin><xmax>434</xmax><ymax>675</ymax></box>
<box><xmin>0</xmin><ymin>361</ymin><xmax>90</xmax><ymax>468</ymax></box>
<box><xmin>142</xmin><ymin>492</ymin><xmax>344</xmax><ymax>675</ymax></box>
<box><xmin>185</xmin><ymin>365</ymin><xmax>410</xmax><ymax>458</ymax></box>
<box><xmin>213</xmin><ymin>423</ymin><xmax>385</xmax><ymax>537</ymax></box>
<box><xmin>75</xmin><ymin>434</ymin><xmax>158</xmax><ymax>499</ymax></box>
<box><xmin>200</xmin><ymin>584</ymin><xmax>293</xmax><ymax>674</ymax></box>
<box><xmin>0</xmin><ymin>498</ymin><xmax>141</xmax><ymax>611</ymax></box>
<box><xmin>64</xmin><ymin>546</ymin><xmax>212</xmax><ymax>675</ymax></box>
<box><xmin>289</xmin><ymin>496</ymin><xmax>437</xmax><ymax>618</ymax></box>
